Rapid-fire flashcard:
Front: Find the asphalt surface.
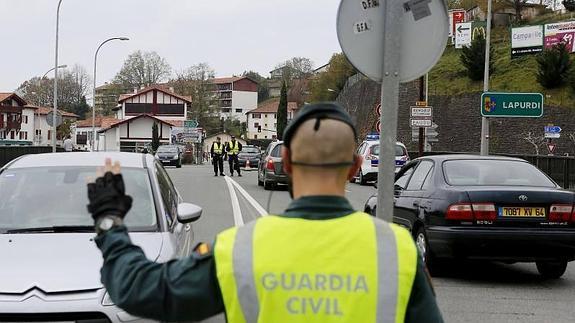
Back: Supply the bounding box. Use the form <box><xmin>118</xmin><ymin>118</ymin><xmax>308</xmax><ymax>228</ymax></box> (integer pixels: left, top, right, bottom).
<box><xmin>167</xmin><ymin>165</ymin><xmax>575</xmax><ymax>323</ymax></box>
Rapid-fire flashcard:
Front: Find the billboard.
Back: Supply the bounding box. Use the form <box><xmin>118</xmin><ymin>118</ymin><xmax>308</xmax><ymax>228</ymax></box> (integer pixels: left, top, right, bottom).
<box><xmin>511</xmin><ymin>25</ymin><xmax>544</xmax><ymax>58</ymax></box>
<box><xmin>544</xmin><ymin>21</ymin><xmax>575</xmax><ymax>52</ymax></box>
<box><xmin>171</xmin><ymin>127</ymin><xmax>203</xmax><ymax>144</ymax></box>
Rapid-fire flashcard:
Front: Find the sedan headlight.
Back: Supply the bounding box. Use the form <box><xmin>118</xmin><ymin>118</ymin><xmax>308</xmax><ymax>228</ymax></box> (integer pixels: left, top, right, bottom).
<box><xmin>102</xmin><ymin>291</ymin><xmax>115</xmax><ymax>306</ymax></box>
<box><xmin>154</xmin><ymin>154</ymin><xmax>159</xmax><ymax>160</ymax></box>
<box><xmin>173</xmin><ymin>155</ymin><xmax>179</xmax><ymax>160</ymax></box>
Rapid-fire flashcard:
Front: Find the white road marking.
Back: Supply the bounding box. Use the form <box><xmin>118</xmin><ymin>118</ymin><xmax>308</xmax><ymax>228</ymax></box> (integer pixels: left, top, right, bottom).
<box><xmin>227</xmin><ymin>177</ymin><xmax>268</xmax><ymax>217</ymax></box>
<box><xmin>224</xmin><ymin>176</ymin><xmax>244</xmax><ymax>226</ymax></box>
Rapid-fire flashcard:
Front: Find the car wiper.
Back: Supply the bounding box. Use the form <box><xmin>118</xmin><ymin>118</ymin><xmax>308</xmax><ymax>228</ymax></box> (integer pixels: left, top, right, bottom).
<box><xmin>6</xmin><ymin>225</ymin><xmax>94</xmax><ymax>234</ymax></box>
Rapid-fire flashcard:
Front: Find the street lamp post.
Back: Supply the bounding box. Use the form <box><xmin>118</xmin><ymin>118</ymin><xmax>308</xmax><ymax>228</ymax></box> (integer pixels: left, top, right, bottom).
<box><xmin>91</xmin><ymin>37</ymin><xmax>129</xmax><ymax>151</ymax></box>
<box><xmin>52</xmin><ymin>0</ymin><xmax>63</xmax><ymax>153</ymax></box>
<box><xmin>42</xmin><ymin>65</ymin><xmax>67</xmax><ymax>79</ymax></box>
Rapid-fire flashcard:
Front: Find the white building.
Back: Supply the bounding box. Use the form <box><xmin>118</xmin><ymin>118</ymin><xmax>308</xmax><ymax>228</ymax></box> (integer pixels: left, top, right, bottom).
<box><xmin>213</xmin><ymin>77</ymin><xmax>258</xmax><ymax>123</ymax></box>
<box><xmin>97</xmin><ymin>114</ymin><xmax>173</xmax><ymax>152</ymax></box>
<box><xmin>246</xmin><ymin>99</ymin><xmax>298</xmax><ymax>140</ymax></box>
<box><xmin>95</xmin><ymin>85</ymin><xmax>190</xmax><ymax>151</ymax></box>
<box><xmin>0</xmin><ymin>92</ymin><xmax>78</xmax><ymax>146</ymax></box>
<box><xmin>74</xmin><ymin>116</ymin><xmax>120</xmax><ymax>151</ymax></box>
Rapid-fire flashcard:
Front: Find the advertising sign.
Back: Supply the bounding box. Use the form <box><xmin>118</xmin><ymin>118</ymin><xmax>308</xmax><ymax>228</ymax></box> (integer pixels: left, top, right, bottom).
<box><xmin>171</xmin><ymin>127</ymin><xmax>202</xmax><ymax>144</ymax></box>
<box><xmin>455</xmin><ymin>21</ymin><xmax>486</xmax><ymax>48</ymax></box>
<box><xmin>511</xmin><ymin>25</ymin><xmax>544</xmax><ymax>58</ymax></box>
<box><xmin>544</xmin><ymin>21</ymin><xmax>575</xmax><ymax>52</ymax></box>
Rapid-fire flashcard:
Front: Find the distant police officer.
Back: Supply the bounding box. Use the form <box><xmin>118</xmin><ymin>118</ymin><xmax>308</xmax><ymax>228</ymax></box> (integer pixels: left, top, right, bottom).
<box><xmin>211</xmin><ymin>137</ymin><xmax>225</xmax><ymax>176</ymax></box>
<box><xmin>87</xmin><ymin>102</ymin><xmax>443</xmax><ymax>323</ymax></box>
<box><xmin>226</xmin><ymin>135</ymin><xmax>242</xmax><ymax>177</ymax></box>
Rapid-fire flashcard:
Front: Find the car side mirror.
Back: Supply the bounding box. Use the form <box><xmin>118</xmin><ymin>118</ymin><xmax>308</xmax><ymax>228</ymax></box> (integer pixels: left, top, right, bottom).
<box><xmin>373</xmin><ymin>182</ymin><xmax>378</xmax><ymax>188</ymax></box>
<box><xmin>177</xmin><ymin>203</ymin><xmax>202</xmax><ymax>223</ymax></box>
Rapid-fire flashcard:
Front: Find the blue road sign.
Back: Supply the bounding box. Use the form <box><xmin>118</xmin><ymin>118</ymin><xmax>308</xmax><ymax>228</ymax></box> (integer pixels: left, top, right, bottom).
<box><xmin>544</xmin><ymin>126</ymin><xmax>562</xmax><ymax>134</ymax></box>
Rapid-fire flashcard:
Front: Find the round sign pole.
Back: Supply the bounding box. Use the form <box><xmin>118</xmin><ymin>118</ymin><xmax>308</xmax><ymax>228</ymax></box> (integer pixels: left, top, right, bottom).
<box><xmin>376</xmin><ymin>0</ymin><xmax>403</xmax><ymax>222</ymax></box>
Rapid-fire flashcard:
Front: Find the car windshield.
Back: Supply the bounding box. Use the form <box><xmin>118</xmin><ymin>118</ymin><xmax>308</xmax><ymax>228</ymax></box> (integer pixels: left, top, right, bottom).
<box><xmin>443</xmin><ymin>160</ymin><xmax>556</xmax><ymax>187</ymax></box>
<box><xmin>371</xmin><ymin>144</ymin><xmax>406</xmax><ymax>157</ymax></box>
<box><xmin>157</xmin><ymin>146</ymin><xmax>178</xmax><ymax>153</ymax></box>
<box><xmin>0</xmin><ymin>167</ymin><xmax>157</xmax><ymax>231</ymax></box>
<box><xmin>243</xmin><ymin>147</ymin><xmax>260</xmax><ymax>154</ymax></box>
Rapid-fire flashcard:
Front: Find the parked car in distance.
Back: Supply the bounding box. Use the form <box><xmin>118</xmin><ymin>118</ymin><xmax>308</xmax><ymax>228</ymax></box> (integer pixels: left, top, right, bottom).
<box><xmin>258</xmin><ymin>141</ymin><xmax>287</xmax><ymax>190</ymax></box>
<box><xmin>0</xmin><ymin>152</ymin><xmax>202</xmax><ymax>322</ymax></box>
<box><xmin>155</xmin><ymin>145</ymin><xmax>183</xmax><ymax>168</ymax></box>
<box><xmin>238</xmin><ymin>145</ymin><xmax>261</xmax><ymax>169</ymax></box>
<box><xmin>364</xmin><ymin>155</ymin><xmax>575</xmax><ymax>278</ymax></box>
<box><xmin>352</xmin><ymin>134</ymin><xmax>409</xmax><ymax>185</ymax></box>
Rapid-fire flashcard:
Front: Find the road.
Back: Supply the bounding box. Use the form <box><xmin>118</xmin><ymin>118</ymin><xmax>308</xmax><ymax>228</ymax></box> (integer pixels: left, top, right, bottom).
<box><xmin>168</xmin><ymin>165</ymin><xmax>575</xmax><ymax>323</ymax></box>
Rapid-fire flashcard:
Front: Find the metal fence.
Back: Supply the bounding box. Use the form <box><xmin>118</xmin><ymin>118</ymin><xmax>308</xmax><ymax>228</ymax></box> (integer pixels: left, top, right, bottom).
<box><xmin>409</xmin><ymin>151</ymin><xmax>575</xmax><ymax>190</ymax></box>
<box><xmin>0</xmin><ymin>146</ymin><xmax>59</xmax><ymax>168</ymax></box>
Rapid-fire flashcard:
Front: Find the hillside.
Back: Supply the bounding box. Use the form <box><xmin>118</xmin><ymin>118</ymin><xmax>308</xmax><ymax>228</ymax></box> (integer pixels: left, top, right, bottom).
<box><xmin>428</xmin><ymin>12</ymin><xmax>575</xmax><ymax>107</ymax></box>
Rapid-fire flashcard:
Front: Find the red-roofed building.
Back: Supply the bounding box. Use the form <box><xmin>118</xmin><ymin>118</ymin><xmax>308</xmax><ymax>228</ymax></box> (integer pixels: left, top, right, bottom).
<box><xmin>212</xmin><ymin>76</ymin><xmax>258</xmax><ymax>122</ymax></box>
<box><xmin>0</xmin><ymin>92</ymin><xmax>27</xmax><ymax>144</ymax></box>
<box><xmin>97</xmin><ymin>114</ymin><xmax>173</xmax><ymax>152</ymax></box>
<box><xmin>73</xmin><ymin>116</ymin><xmax>120</xmax><ymax>150</ymax></box>
<box><xmin>245</xmin><ymin>99</ymin><xmax>298</xmax><ymax>140</ymax></box>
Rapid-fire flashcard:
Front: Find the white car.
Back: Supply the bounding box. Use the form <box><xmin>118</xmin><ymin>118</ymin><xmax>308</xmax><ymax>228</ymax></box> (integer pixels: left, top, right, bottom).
<box><xmin>352</xmin><ymin>139</ymin><xmax>409</xmax><ymax>185</ymax></box>
<box><xmin>0</xmin><ymin>152</ymin><xmax>202</xmax><ymax>322</ymax></box>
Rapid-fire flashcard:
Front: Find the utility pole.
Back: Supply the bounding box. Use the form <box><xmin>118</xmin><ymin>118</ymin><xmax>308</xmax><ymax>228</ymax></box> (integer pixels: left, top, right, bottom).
<box><xmin>480</xmin><ymin>0</ymin><xmax>493</xmax><ymax>155</ymax></box>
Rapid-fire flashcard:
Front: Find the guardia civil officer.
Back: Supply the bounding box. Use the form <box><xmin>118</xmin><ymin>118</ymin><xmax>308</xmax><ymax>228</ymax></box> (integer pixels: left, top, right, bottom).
<box><xmin>87</xmin><ymin>102</ymin><xmax>444</xmax><ymax>323</ymax></box>
<box><xmin>226</xmin><ymin>135</ymin><xmax>242</xmax><ymax>177</ymax></box>
<box><xmin>211</xmin><ymin>136</ymin><xmax>225</xmax><ymax>176</ymax></box>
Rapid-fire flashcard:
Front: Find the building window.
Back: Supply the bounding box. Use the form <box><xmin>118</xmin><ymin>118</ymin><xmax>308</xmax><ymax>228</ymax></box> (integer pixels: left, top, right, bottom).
<box><xmin>254</xmin><ymin>134</ymin><xmax>258</xmax><ymax>139</ymax></box>
<box><xmin>274</xmin><ymin>123</ymin><xmax>277</xmax><ymax>128</ymax></box>
<box><xmin>23</xmin><ymin>116</ymin><xmax>28</xmax><ymax>124</ymax></box>
<box><xmin>265</xmin><ymin>124</ymin><xmax>268</xmax><ymax>127</ymax></box>
<box><xmin>0</xmin><ymin>131</ymin><xmax>4</xmax><ymax>139</ymax></box>
<box><xmin>10</xmin><ymin>131</ymin><xmax>15</xmax><ymax>140</ymax></box>
<box><xmin>254</xmin><ymin>122</ymin><xmax>260</xmax><ymax>128</ymax></box>
<box><xmin>48</xmin><ymin>130</ymin><xmax>51</xmax><ymax>141</ymax></box>
<box><xmin>264</xmin><ymin>135</ymin><xmax>268</xmax><ymax>139</ymax></box>
<box><xmin>252</xmin><ymin>113</ymin><xmax>261</xmax><ymax>119</ymax></box>
<box><xmin>272</xmin><ymin>135</ymin><xmax>277</xmax><ymax>140</ymax></box>
<box><xmin>222</xmin><ymin>108</ymin><xmax>231</xmax><ymax>113</ymax></box>
<box><xmin>236</xmin><ymin>108</ymin><xmax>243</xmax><ymax>113</ymax></box>
<box><xmin>19</xmin><ymin>132</ymin><xmax>27</xmax><ymax>140</ymax></box>
<box><xmin>274</xmin><ymin>114</ymin><xmax>277</xmax><ymax>119</ymax></box>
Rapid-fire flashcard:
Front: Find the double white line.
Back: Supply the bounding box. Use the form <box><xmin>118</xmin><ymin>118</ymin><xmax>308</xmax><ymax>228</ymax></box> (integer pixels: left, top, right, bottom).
<box><xmin>224</xmin><ymin>176</ymin><xmax>267</xmax><ymax>226</ymax></box>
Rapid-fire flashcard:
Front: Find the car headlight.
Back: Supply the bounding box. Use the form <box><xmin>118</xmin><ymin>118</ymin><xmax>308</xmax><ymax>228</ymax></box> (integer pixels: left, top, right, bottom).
<box><xmin>173</xmin><ymin>155</ymin><xmax>179</xmax><ymax>160</ymax></box>
<box><xmin>102</xmin><ymin>291</ymin><xmax>115</xmax><ymax>306</ymax></box>
<box><xmin>154</xmin><ymin>154</ymin><xmax>159</xmax><ymax>159</ymax></box>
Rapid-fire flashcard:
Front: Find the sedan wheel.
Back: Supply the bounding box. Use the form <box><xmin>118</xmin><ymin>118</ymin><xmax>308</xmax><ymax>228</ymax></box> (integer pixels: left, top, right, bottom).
<box><xmin>536</xmin><ymin>261</ymin><xmax>568</xmax><ymax>279</ymax></box>
<box><xmin>415</xmin><ymin>227</ymin><xmax>442</xmax><ymax>276</ymax></box>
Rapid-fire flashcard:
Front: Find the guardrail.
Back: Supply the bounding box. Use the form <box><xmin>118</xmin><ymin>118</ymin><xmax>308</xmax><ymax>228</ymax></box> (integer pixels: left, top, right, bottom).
<box><xmin>0</xmin><ymin>146</ymin><xmax>62</xmax><ymax>168</ymax></box>
<box><xmin>408</xmin><ymin>151</ymin><xmax>575</xmax><ymax>190</ymax></box>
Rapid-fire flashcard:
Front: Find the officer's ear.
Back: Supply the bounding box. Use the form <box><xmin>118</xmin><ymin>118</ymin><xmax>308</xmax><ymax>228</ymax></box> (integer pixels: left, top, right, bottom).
<box><xmin>347</xmin><ymin>154</ymin><xmax>363</xmax><ymax>181</ymax></box>
<box><xmin>282</xmin><ymin>147</ymin><xmax>292</xmax><ymax>175</ymax></box>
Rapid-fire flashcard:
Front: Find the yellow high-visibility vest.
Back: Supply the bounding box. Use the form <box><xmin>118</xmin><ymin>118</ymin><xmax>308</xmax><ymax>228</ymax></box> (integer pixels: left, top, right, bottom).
<box><xmin>213</xmin><ymin>142</ymin><xmax>223</xmax><ymax>154</ymax></box>
<box><xmin>214</xmin><ymin>211</ymin><xmax>418</xmax><ymax>323</ymax></box>
<box><xmin>228</xmin><ymin>141</ymin><xmax>240</xmax><ymax>155</ymax></box>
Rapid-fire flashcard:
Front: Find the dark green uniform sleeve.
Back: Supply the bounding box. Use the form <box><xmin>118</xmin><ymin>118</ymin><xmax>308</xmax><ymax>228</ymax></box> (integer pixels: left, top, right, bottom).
<box><xmin>404</xmin><ymin>254</ymin><xmax>444</xmax><ymax>323</ymax></box>
<box><xmin>95</xmin><ymin>226</ymin><xmax>224</xmax><ymax>321</ymax></box>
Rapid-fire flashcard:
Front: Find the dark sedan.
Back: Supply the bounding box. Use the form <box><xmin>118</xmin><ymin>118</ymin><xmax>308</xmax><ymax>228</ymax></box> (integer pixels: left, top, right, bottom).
<box><xmin>238</xmin><ymin>145</ymin><xmax>261</xmax><ymax>169</ymax></box>
<box><xmin>155</xmin><ymin>145</ymin><xmax>183</xmax><ymax>168</ymax></box>
<box><xmin>364</xmin><ymin>155</ymin><xmax>575</xmax><ymax>278</ymax></box>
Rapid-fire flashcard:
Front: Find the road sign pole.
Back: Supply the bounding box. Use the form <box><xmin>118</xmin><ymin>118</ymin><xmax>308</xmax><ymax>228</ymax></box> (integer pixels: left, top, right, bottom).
<box><xmin>418</xmin><ymin>76</ymin><xmax>425</xmax><ymax>157</ymax></box>
<box><xmin>480</xmin><ymin>0</ymin><xmax>493</xmax><ymax>156</ymax></box>
<box><xmin>376</xmin><ymin>0</ymin><xmax>403</xmax><ymax>222</ymax></box>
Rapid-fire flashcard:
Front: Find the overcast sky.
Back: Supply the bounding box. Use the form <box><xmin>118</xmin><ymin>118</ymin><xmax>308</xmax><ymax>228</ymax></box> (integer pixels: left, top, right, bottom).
<box><xmin>0</xmin><ymin>0</ymin><xmax>341</xmax><ymax>92</ymax></box>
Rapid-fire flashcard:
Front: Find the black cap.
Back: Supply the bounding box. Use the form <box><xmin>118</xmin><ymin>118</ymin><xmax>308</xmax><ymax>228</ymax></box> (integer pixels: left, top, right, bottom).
<box><xmin>283</xmin><ymin>102</ymin><xmax>357</xmax><ymax>149</ymax></box>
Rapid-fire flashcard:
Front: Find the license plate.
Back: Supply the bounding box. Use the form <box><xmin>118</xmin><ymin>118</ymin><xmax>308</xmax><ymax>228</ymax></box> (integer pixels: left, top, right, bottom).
<box><xmin>499</xmin><ymin>207</ymin><xmax>546</xmax><ymax>217</ymax></box>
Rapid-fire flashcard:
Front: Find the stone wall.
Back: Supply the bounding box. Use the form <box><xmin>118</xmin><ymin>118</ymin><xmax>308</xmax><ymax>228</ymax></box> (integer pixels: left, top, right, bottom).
<box><xmin>337</xmin><ymin>78</ymin><xmax>575</xmax><ymax>155</ymax></box>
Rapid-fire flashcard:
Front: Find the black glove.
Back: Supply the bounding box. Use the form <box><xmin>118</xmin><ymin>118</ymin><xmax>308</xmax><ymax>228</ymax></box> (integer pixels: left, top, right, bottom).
<box><xmin>87</xmin><ymin>172</ymin><xmax>133</xmax><ymax>221</ymax></box>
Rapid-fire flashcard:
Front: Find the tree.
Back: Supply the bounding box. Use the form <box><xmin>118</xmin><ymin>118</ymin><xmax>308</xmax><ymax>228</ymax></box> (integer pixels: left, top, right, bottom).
<box><xmin>222</xmin><ymin>118</ymin><xmax>246</xmax><ymax>137</ymax></box>
<box><xmin>17</xmin><ymin>65</ymin><xmax>91</xmax><ymax>112</ymax></box>
<box><xmin>564</xmin><ymin>0</ymin><xmax>575</xmax><ymax>11</ymax></box>
<box><xmin>151</xmin><ymin>122</ymin><xmax>160</xmax><ymax>152</ymax></box>
<box><xmin>170</xmin><ymin>63</ymin><xmax>219</xmax><ymax>133</ymax></box>
<box><xmin>537</xmin><ymin>43</ymin><xmax>571</xmax><ymax>89</ymax></box>
<box><xmin>57</xmin><ymin>119</ymin><xmax>73</xmax><ymax>140</ymax></box>
<box><xmin>523</xmin><ymin>131</ymin><xmax>546</xmax><ymax>155</ymax></box>
<box><xmin>69</xmin><ymin>96</ymin><xmax>90</xmax><ymax>119</ymax></box>
<box><xmin>274</xmin><ymin>57</ymin><xmax>314</xmax><ymax>83</ymax></box>
<box><xmin>276</xmin><ymin>81</ymin><xmax>288</xmax><ymax>140</ymax></box>
<box><xmin>242</xmin><ymin>70</ymin><xmax>270</xmax><ymax>102</ymax></box>
<box><xmin>309</xmin><ymin>53</ymin><xmax>357</xmax><ymax>102</ymax></box>
<box><xmin>460</xmin><ymin>35</ymin><xmax>494</xmax><ymax>81</ymax></box>
<box><xmin>114</xmin><ymin>50</ymin><xmax>171</xmax><ymax>89</ymax></box>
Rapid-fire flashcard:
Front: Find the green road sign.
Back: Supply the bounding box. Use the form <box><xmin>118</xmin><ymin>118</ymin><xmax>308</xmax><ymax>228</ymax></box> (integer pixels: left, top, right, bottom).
<box><xmin>481</xmin><ymin>92</ymin><xmax>544</xmax><ymax>118</ymax></box>
<box><xmin>184</xmin><ymin>120</ymin><xmax>199</xmax><ymax>128</ymax></box>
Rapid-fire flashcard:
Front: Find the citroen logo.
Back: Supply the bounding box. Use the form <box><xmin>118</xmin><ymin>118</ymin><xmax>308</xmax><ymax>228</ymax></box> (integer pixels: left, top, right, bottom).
<box><xmin>519</xmin><ymin>195</ymin><xmax>528</xmax><ymax>202</ymax></box>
